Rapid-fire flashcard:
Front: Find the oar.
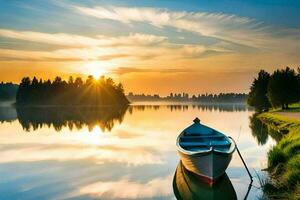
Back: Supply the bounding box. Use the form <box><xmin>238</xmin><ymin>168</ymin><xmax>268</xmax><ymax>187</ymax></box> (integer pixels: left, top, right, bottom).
<box><xmin>244</xmin><ymin>181</ymin><xmax>253</xmax><ymax>200</ymax></box>
<box><xmin>229</xmin><ymin>136</ymin><xmax>253</xmax><ymax>182</ymax></box>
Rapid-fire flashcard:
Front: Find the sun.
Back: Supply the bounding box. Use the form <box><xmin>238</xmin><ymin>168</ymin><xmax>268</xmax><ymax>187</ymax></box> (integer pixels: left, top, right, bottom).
<box><xmin>87</xmin><ymin>62</ymin><xmax>107</xmax><ymax>79</ymax></box>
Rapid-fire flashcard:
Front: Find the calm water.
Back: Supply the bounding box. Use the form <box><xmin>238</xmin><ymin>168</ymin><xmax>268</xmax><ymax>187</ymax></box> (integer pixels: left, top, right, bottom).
<box><xmin>0</xmin><ymin>103</ymin><xmax>275</xmax><ymax>200</ymax></box>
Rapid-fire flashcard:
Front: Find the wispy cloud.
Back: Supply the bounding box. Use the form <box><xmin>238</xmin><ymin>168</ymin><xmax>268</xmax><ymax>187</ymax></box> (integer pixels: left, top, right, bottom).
<box><xmin>0</xmin><ymin>27</ymin><xmax>216</xmax><ymax>62</ymax></box>
<box><xmin>0</xmin><ymin>29</ymin><xmax>167</xmax><ymax>48</ymax></box>
<box><xmin>0</xmin><ymin>42</ymin><xmax>217</xmax><ymax>62</ymax></box>
<box><xmin>74</xmin><ymin>6</ymin><xmax>267</xmax><ymax>48</ymax></box>
<box><xmin>111</xmin><ymin>67</ymin><xmax>196</xmax><ymax>75</ymax></box>
<box><xmin>74</xmin><ymin>5</ymin><xmax>300</xmax><ymax>52</ymax></box>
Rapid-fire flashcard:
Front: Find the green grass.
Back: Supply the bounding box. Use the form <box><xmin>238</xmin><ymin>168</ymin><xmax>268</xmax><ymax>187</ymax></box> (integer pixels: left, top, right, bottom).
<box><xmin>290</xmin><ymin>102</ymin><xmax>300</xmax><ymax>109</ymax></box>
<box><xmin>270</xmin><ymin>102</ymin><xmax>300</xmax><ymax>112</ymax></box>
<box><xmin>257</xmin><ymin>112</ymin><xmax>300</xmax><ymax>199</ymax></box>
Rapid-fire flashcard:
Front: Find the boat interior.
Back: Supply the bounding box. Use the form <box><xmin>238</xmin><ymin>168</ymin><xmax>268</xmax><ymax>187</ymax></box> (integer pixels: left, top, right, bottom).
<box><xmin>179</xmin><ymin>130</ymin><xmax>232</xmax><ymax>152</ymax></box>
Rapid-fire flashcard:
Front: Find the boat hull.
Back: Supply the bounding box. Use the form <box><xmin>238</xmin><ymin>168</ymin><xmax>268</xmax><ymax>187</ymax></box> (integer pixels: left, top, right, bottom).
<box><xmin>178</xmin><ymin>150</ymin><xmax>233</xmax><ymax>182</ymax></box>
<box><xmin>173</xmin><ymin>161</ymin><xmax>237</xmax><ymax>200</ymax></box>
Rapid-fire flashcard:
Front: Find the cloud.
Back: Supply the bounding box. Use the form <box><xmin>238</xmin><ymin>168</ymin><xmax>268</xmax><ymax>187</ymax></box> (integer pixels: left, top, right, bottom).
<box><xmin>0</xmin><ymin>47</ymin><xmax>144</xmax><ymax>62</ymax></box>
<box><xmin>103</xmin><ymin>33</ymin><xmax>167</xmax><ymax>46</ymax></box>
<box><xmin>0</xmin><ymin>28</ymin><xmax>214</xmax><ymax>62</ymax></box>
<box><xmin>74</xmin><ymin>6</ymin><xmax>263</xmax><ymax>48</ymax></box>
<box><xmin>2</xmin><ymin>6</ymin><xmax>300</xmax><ymax>66</ymax></box>
<box><xmin>0</xmin><ymin>142</ymin><xmax>164</xmax><ymax>165</ymax></box>
<box><xmin>0</xmin><ymin>29</ymin><xmax>167</xmax><ymax>48</ymax></box>
<box><xmin>97</xmin><ymin>53</ymin><xmax>129</xmax><ymax>61</ymax></box>
<box><xmin>75</xmin><ymin>6</ymin><xmax>175</xmax><ymax>26</ymax></box>
<box><xmin>77</xmin><ymin>176</ymin><xmax>173</xmax><ymax>199</ymax></box>
<box><xmin>0</xmin><ymin>40</ymin><xmax>213</xmax><ymax>62</ymax></box>
<box><xmin>0</xmin><ymin>29</ymin><xmax>100</xmax><ymax>48</ymax></box>
<box><xmin>111</xmin><ymin>67</ymin><xmax>196</xmax><ymax>75</ymax></box>
<box><xmin>75</xmin><ymin>5</ymin><xmax>300</xmax><ymax>52</ymax></box>
<box><xmin>0</xmin><ymin>48</ymin><xmax>91</xmax><ymax>62</ymax></box>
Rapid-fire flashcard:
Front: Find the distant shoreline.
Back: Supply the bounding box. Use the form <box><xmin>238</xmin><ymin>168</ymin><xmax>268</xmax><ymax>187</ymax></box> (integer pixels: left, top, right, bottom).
<box><xmin>129</xmin><ymin>101</ymin><xmax>248</xmax><ymax>105</ymax></box>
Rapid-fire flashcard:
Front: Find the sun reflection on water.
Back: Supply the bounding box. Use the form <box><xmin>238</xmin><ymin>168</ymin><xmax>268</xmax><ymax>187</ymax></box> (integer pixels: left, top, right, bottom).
<box><xmin>0</xmin><ymin>105</ymin><xmax>273</xmax><ymax>199</ymax></box>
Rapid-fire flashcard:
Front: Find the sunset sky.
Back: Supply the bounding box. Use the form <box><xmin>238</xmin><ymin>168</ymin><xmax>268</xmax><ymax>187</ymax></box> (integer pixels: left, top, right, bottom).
<box><xmin>0</xmin><ymin>0</ymin><xmax>300</xmax><ymax>95</ymax></box>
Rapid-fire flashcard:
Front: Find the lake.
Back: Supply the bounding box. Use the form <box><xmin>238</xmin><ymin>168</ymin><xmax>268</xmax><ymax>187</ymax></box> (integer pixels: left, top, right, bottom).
<box><xmin>0</xmin><ymin>103</ymin><xmax>275</xmax><ymax>200</ymax></box>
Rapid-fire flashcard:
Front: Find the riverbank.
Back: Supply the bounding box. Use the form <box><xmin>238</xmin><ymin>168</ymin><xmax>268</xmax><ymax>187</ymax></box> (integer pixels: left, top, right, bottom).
<box><xmin>257</xmin><ymin>110</ymin><xmax>300</xmax><ymax>199</ymax></box>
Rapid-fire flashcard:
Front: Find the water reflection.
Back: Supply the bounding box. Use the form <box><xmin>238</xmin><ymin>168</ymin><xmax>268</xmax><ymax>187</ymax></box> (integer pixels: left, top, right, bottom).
<box><xmin>129</xmin><ymin>104</ymin><xmax>250</xmax><ymax>113</ymax></box>
<box><xmin>0</xmin><ymin>106</ymin><xmax>17</xmax><ymax>123</ymax></box>
<box><xmin>249</xmin><ymin>113</ymin><xmax>269</xmax><ymax>145</ymax></box>
<box><xmin>0</xmin><ymin>104</ymin><xmax>251</xmax><ymax>132</ymax></box>
<box><xmin>173</xmin><ymin>161</ymin><xmax>237</xmax><ymax>200</ymax></box>
<box><xmin>249</xmin><ymin>113</ymin><xmax>282</xmax><ymax>144</ymax></box>
<box><xmin>0</xmin><ymin>103</ymin><xmax>271</xmax><ymax>199</ymax></box>
<box><xmin>16</xmin><ymin>106</ymin><xmax>128</xmax><ymax>132</ymax></box>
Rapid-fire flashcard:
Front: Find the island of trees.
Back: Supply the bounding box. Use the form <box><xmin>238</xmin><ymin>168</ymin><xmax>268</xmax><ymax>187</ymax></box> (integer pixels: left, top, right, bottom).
<box><xmin>248</xmin><ymin>67</ymin><xmax>300</xmax><ymax>111</ymax></box>
<box><xmin>127</xmin><ymin>92</ymin><xmax>248</xmax><ymax>103</ymax></box>
<box><xmin>16</xmin><ymin>75</ymin><xmax>129</xmax><ymax>106</ymax></box>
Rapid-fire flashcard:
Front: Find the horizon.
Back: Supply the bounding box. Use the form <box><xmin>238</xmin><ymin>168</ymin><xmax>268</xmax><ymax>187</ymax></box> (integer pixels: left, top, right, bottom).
<box><xmin>1</xmin><ymin>0</ymin><xmax>300</xmax><ymax>95</ymax></box>
<box><xmin>1</xmin><ymin>75</ymin><xmax>250</xmax><ymax>97</ymax></box>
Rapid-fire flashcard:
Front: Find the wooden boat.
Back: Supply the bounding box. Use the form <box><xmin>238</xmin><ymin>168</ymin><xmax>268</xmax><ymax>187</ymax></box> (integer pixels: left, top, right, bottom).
<box><xmin>176</xmin><ymin>117</ymin><xmax>235</xmax><ymax>183</ymax></box>
<box><xmin>173</xmin><ymin>161</ymin><xmax>237</xmax><ymax>200</ymax></box>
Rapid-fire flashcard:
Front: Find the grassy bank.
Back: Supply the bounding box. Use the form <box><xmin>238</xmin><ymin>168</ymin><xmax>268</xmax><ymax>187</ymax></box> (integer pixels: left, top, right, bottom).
<box><xmin>258</xmin><ymin>111</ymin><xmax>300</xmax><ymax>199</ymax></box>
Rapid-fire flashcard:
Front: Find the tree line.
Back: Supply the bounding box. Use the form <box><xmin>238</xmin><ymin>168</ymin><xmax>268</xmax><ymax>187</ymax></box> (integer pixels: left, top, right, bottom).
<box><xmin>190</xmin><ymin>93</ymin><xmax>247</xmax><ymax>103</ymax></box>
<box><xmin>248</xmin><ymin>67</ymin><xmax>300</xmax><ymax>111</ymax></box>
<box><xmin>16</xmin><ymin>75</ymin><xmax>129</xmax><ymax>106</ymax></box>
<box><xmin>127</xmin><ymin>92</ymin><xmax>248</xmax><ymax>103</ymax></box>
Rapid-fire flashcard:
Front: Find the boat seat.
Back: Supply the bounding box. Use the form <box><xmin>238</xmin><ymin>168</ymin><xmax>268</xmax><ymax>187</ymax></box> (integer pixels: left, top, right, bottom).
<box><xmin>181</xmin><ymin>135</ymin><xmax>224</xmax><ymax>138</ymax></box>
<box><xmin>180</xmin><ymin>136</ymin><xmax>226</xmax><ymax>143</ymax></box>
<box><xmin>180</xmin><ymin>142</ymin><xmax>208</xmax><ymax>147</ymax></box>
<box><xmin>210</xmin><ymin>140</ymin><xmax>230</xmax><ymax>146</ymax></box>
<box><xmin>180</xmin><ymin>135</ymin><xmax>225</xmax><ymax>141</ymax></box>
<box><xmin>180</xmin><ymin>140</ymin><xmax>230</xmax><ymax>148</ymax></box>
<box><xmin>183</xmin><ymin>132</ymin><xmax>217</xmax><ymax>136</ymax></box>
<box><xmin>178</xmin><ymin>120</ymin><xmax>233</xmax><ymax>153</ymax></box>
<box><xmin>187</xmin><ymin>145</ymin><xmax>231</xmax><ymax>151</ymax></box>
<box><xmin>183</xmin><ymin>131</ymin><xmax>224</xmax><ymax>137</ymax></box>
<box><xmin>186</xmin><ymin>147</ymin><xmax>211</xmax><ymax>151</ymax></box>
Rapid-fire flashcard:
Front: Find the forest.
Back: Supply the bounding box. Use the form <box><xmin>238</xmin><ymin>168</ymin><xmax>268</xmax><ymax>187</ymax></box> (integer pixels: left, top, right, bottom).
<box><xmin>248</xmin><ymin>67</ymin><xmax>300</xmax><ymax>111</ymax></box>
<box><xmin>16</xmin><ymin>75</ymin><xmax>129</xmax><ymax>106</ymax></box>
